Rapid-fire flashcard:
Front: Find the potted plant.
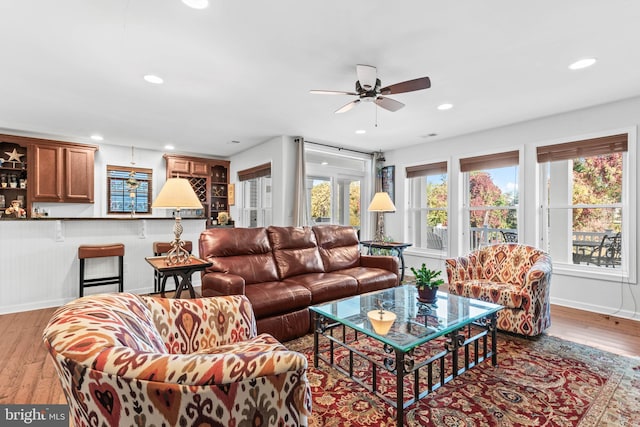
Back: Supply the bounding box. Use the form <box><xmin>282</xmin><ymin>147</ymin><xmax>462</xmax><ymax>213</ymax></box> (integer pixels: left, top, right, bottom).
<box><xmin>410</xmin><ymin>263</ymin><xmax>444</xmax><ymax>304</ymax></box>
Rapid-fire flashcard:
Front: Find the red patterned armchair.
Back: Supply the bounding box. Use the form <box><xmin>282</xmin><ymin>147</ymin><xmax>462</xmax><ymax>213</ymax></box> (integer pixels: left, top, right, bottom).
<box><xmin>43</xmin><ymin>293</ymin><xmax>311</xmax><ymax>426</ymax></box>
<box><xmin>445</xmin><ymin>244</ymin><xmax>552</xmax><ymax>336</ymax></box>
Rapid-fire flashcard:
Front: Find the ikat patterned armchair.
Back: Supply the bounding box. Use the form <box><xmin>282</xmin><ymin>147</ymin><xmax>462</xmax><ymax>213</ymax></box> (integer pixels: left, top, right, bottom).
<box><xmin>43</xmin><ymin>293</ymin><xmax>311</xmax><ymax>426</ymax></box>
<box><xmin>445</xmin><ymin>244</ymin><xmax>552</xmax><ymax>336</ymax></box>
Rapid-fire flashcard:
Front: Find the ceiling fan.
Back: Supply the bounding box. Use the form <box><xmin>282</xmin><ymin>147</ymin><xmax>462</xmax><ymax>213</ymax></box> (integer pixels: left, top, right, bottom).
<box><xmin>310</xmin><ymin>64</ymin><xmax>431</xmax><ymax>114</ymax></box>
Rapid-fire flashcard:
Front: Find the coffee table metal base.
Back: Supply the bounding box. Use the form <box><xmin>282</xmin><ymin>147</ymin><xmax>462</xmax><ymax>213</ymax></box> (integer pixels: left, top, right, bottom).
<box><xmin>313</xmin><ymin>314</ymin><xmax>498</xmax><ymax>427</ymax></box>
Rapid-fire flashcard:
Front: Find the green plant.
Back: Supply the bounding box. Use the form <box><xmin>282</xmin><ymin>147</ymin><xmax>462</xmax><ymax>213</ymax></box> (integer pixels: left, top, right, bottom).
<box><xmin>410</xmin><ymin>263</ymin><xmax>444</xmax><ymax>290</ymax></box>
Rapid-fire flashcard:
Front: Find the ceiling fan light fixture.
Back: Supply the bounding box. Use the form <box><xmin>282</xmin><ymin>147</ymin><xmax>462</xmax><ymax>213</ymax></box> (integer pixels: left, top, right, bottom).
<box><xmin>182</xmin><ymin>0</ymin><xmax>209</xmax><ymax>9</ymax></box>
<box><xmin>437</xmin><ymin>103</ymin><xmax>453</xmax><ymax>110</ymax></box>
<box><xmin>568</xmin><ymin>58</ymin><xmax>597</xmax><ymax>70</ymax></box>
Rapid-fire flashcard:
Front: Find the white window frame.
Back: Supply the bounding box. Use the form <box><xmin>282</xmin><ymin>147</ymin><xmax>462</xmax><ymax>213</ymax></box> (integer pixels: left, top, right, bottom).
<box><xmin>239</xmin><ymin>175</ymin><xmax>272</xmax><ymax>227</ymax></box>
<box><xmin>538</xmin><ymin>128</ymin><xmax>636</xmax><ymax>283</ymax></box>
<box><xmin>406</xmin><ymin>168</ymin><xmax>449</xmax><ymax>254</ymax></box>
<box><xmin>462</xmin><ymin>159</ymin><xmax>520</xmax><ymax>253</ymax></box>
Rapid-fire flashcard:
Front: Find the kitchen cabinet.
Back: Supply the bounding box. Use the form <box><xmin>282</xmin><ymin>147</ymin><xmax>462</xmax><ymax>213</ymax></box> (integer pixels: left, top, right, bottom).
<box><xmin>32</xmin><ymin>142</ymin><xmax>97</xmax><ymax>203</ymax></box>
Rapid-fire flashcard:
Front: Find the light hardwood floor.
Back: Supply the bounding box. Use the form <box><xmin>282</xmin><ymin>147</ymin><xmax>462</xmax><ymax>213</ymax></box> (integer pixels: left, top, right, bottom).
<box><xmin>0</xmin><ymin>300</ymin><xmax>638</xmax><ymax>406</ymax></box>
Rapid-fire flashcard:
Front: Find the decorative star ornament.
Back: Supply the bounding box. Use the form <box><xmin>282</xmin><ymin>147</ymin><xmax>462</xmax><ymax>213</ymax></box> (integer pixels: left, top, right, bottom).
<box><xmin>4</xmin><ymin>148</ymin><xmax>24</xmax><ymax>163</ymax></box>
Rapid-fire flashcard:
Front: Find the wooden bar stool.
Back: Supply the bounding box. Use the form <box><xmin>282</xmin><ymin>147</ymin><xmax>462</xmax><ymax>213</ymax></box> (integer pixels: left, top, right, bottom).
<box><xmin>152</xmin><ymin>241</ymin><xmax>193</xmax><ymax>293</ymax></box>
<box><xmin>78</xmin><ymin>243</ymin><xmax>125</xmax><ymax>297</ymax></box>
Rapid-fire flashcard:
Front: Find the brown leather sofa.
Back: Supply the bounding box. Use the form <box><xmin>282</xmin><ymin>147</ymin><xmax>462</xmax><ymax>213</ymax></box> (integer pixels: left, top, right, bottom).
<box><xmin>199</xmin><ymin>225</ymin><xmax>400</xmax><ymax>342</ymax></box>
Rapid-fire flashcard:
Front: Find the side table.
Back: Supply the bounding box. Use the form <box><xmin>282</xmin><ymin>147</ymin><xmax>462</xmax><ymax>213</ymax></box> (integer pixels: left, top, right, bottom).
<box><xmin>359</xmin><ymin>240</ymin><xmax>413</xmax><ymax>282</ymax></box>
<box><xmin>145</xmin><ymin>255</ymin><xmax>212</xmax><ymax>298</ymax></box>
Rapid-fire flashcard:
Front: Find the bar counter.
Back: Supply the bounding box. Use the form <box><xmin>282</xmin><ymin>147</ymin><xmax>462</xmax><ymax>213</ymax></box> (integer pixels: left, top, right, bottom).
<box><xmin>0</xmin><ymin>217</ymin><xmax>207</xmax><ymax>314</ymax></box>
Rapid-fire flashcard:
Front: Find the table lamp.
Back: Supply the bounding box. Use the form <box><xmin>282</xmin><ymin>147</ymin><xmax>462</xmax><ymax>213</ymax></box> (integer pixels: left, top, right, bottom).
<box><xmin>152</xmin><ymin>177</ymin><xmax>203</xmax><ymax>265</ymax></box>
<box><xmin>368</xmin><ymin>191</ymin><xmax>396</xmax><ymax>242</ymax></box>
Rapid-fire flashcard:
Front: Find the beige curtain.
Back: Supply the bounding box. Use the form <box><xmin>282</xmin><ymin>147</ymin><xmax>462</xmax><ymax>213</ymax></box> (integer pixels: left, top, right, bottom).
<box><xmin>293</xmin><ymin>137</ymin><xmax>311</xmax><ymax>226</ymax></box>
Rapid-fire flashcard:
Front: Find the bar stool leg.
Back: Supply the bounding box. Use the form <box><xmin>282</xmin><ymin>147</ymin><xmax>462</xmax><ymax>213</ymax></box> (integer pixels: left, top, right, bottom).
<box><xmin>79</xmin><ymin>259</ymin><xmax>85</xmax><ymax>298</ymax></box>
<box><xmin>118</xmin><ymin>255</ymin><xmax>124</xmax><ymax>292</ymax></box>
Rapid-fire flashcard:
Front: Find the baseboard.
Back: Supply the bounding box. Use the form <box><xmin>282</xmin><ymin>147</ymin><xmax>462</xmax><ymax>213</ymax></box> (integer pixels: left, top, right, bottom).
<box><xmin>0</xmin><ymin>286</ymin><xmax>155</xmax><ymax>315</ymax></box>
<box><xmin>550</xmin><ymin>297</ymin><xmax>639</xmax><ymax>323</ymax></box>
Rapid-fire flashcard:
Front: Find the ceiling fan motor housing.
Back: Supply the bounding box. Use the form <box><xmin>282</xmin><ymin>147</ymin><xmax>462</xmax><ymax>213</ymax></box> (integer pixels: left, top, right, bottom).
<box><xmin>356</xmin><ymin>78</ymin><xmax>382</xmax><ymax>101</ymax></box>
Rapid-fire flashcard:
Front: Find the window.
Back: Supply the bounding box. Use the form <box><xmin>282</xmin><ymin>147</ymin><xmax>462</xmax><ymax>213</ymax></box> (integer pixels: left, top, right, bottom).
<box><xmin>309</xmin><ymin>177</ymin><xmax>332</xmax><ymax>223</ymax></box>
<box><xmin>305</xmin><ymin>147</ymin><xmax>367</xmax><ymax>233</ymax></box>
<box><xmin>538</xmin><ymin>133</ymin><xmax>629</xmax><ymax>274</ymax></box>
<box><xmin>107</xmin><ymin>165</ymin><xmax>152</xmax><ymax>214</ymax></box>
<box><xmin>461</xmin><ymin>151</ymin><xmax>519</xmax><ymax>251</ymax></box>
<box><xmin>238</xmin><ymin>163</ymin><xmax>271</xmax><ymax>227</ymax></box>
<box><xmin>406</xmin><ymin>162</ymin><xmax>448</xmax><ymax>252</ymax></box>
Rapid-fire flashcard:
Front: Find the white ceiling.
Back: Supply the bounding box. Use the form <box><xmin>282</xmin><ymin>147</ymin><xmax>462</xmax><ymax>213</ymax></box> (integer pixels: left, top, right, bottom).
<box><xmin>1</xmin><ymin>1</ymin><xmax>640</xmax><ymax>158</ymax></box>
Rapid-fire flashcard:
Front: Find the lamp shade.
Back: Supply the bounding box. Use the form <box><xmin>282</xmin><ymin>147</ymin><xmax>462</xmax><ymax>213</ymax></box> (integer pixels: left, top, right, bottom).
<box><xmin>367</xmin><ymin>192</ymin><xmax>396</xmax><ymax>212</ymax></box>
<box><xmin>152</xmin><ymin>178</ymin><xmax>203</xmax><ymax>209</ymax></box>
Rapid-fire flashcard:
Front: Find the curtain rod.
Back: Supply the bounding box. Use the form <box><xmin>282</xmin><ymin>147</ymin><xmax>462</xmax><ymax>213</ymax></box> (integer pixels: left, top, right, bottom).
<box><xmin>303</xmin><ymin>139</ymin><xmax>376</xmax><ymax>157</ymax></box>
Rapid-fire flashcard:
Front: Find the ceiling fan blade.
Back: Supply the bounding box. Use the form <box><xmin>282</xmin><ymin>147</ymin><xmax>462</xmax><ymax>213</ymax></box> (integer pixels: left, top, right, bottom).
<box><xmin>374</xmin><ymin>96</ymin><xmax>404</xmax><ymax>112</ymax></box>
<box><xmin>356</xmin><ymin>64</ymin><xmax>377</xmax><ymax>90</ymax></box>
<box><xmin>380</xmin><ymin>77</ymin><xmax>431</xmax><ymax>95</ymax></box>
<box><xmin>335</xmin><ymin>99</ymin><xmax>360</xmax><ymax>114</ymax></box>
<box><xmin>310</xmin><ymin>90</ymin><xmax>358</xmax><ymax>95</ymax></box>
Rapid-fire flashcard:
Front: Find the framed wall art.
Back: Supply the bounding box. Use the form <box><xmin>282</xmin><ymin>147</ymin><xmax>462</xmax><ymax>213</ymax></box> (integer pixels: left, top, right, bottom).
<box><xmin>381</xmin><ymin>165</ymin><xmax>395</xmax><ymax>204</ymax></box>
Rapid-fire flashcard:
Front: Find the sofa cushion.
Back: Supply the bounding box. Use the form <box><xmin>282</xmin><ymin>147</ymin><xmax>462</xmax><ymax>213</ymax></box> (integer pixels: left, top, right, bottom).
<box><xmin>334</xmin><ymin>267</ymin><xmax>398</xmax><ymax>294</ymax></box>
<box><xmin>284</xmin><ymin>273</ymin><xmax>358</xmax><ymax>304</ymax></box>
<box><xmin>313</xmin><ymin>225</ymin><xmax>360</xmax><ymax>272</ymax></box>
<box><xmin>449</xmin><ymin>279</ymin><xmax>524</xmax><ymax>309</ymax></box>
<box><xmin>268</xmin><ymin>226</ymin><xmax>325</xmax><ymax>279</ymax></box>
<box><xmin>245</xmin><ymin>281</ymin><xmax>312</xmax><ymax>318</ymax></box>
<box><xmin>199</xmin><ymin>227</ymin><xmax>279</xmax><ymax>284</ymax></box>
<box><xmin>479</xmin><ymin>244</ymin><xmax>543</xmax><ymax>288</ymax></box>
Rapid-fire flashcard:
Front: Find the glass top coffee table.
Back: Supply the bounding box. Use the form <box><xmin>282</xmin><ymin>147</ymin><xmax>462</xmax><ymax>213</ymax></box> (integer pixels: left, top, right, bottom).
<box><xmin>310</xmin><ymin>285</ymin><xmax>503</xmax><ymax>427</ymax></box>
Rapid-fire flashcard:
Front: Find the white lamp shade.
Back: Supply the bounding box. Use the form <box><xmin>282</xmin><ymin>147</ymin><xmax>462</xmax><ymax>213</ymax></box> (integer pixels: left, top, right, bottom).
<box><xmin>367</xmin><ymin>192</ymin><xmax>396</xmax><ymax>212</ymax></box>
<box><xmin>152</xmin><ymin>178</ymin><xmax>203</xmax><ymax>209</ymax></box>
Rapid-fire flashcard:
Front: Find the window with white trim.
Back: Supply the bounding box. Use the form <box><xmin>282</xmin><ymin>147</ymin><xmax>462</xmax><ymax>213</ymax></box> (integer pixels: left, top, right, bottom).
<box><xmin>406</xmin><ymin>161</ymin><xmax>448</xmax><ymax>252</ymax></box>
<box><xmin>538</xmin><ymin>133</ymin><xmax>630</xmax><ymax>274</ymax></box>
<box><xmin>461</xmin><ymin>151</ymin><xmax>519</xmax><ymax>251</ymax></box>
<box><xmin>238</xmin><ymin>163</ymin><xmax>272</xmax><ymax>227</ymax></box>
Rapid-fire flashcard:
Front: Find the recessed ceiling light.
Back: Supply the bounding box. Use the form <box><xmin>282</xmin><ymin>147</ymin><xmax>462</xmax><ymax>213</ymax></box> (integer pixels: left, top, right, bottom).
<box><xmin>355</xmin><ymin>129</ymin><xmax>366</xmax><ymax>134</ymax></box>
<box><xmin>437</xmin><ymin>103</ymin><xmax>453</xmax><ymax>110</ymax></box>
<box><xmin>164</xmin><ymin>144</ymin><xmax>175</xmax><ymax>150</ymax></box>
<box><xmin>182</xmin><ymin>0</ymin><xmax>209</xmax><ymax>9</ymax></box>
<box><xmin>321</xmin><ymin>161</ymin><xmax>329</xmax><ymax>166</ymax></box>
<box><xmin>90</xmin><ymin>134</ymin><xmax>104</xmax><ymax>141</ymax></box>
<box><xmin>143</xmin><ymin>74</ymin><xmax>164</xmax><ymax>84</ymax></box>
<box><xmin>568</xmin><ymin>58</ymin><xmax>597</xmax><ymax>70</ymax></box>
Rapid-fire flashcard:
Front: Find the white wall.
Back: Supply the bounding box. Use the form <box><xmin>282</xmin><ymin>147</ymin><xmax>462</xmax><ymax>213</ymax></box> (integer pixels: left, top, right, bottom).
<box><xmin>383</xmin><ymin>95</ymin><xmax>640</xmax><ymax>320</ymax></box>
<box><xmin>0</xmin><ymin>218</ymin><xmax>205</xmax><ymax>314</ymax></box>
<box><xmin>229</xmin><ymin>135</ymin><xmax>297</xmax><ymax>226</ymax></box>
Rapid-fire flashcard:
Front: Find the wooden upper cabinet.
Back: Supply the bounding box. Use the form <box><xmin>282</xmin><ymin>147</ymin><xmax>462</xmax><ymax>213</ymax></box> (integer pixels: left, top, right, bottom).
<box><xmin>191</xmin><ymin>160</ymin><xmax>209</xmax><ymax>177</ymax></box>
<box><xmin>166</xmin><ymin>156</ymin><xmax>209</xmax><ymax>177</ymax></box>
<box><xmin>65</xmin><ymin>146</ymin><xmax>95</xmax><ymax>202</ymax></box>
<box><xmin>32</xmin><ymin>144</ymin><xmax>63</xmax><ymax>201</ymax></box>
<box><xmin>32</xmin><ymin>141</ymin><xmax>97</xmax><ymax>203</ymax></box>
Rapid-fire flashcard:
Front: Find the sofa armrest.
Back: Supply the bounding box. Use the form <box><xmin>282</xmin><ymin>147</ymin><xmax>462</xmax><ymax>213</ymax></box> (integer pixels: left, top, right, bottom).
<box><xmin>201</xmin><ymin>272</ymin><xmax>245</xmax><ymax>296</ymax></box>
<box><xmin>360</xmin><ymin>255</ymin><xmax>399</xmax><ymax>275</ymax></box>
<box><xmin>446</xmin><ymin>251</ymin><xmax>486</xmax><ymax>282</ymax></box>
<box><xmin>91</xmin><ymin>345</ymin><xmax>308</xmax><ymax>386</ymax></box>
<box><xmin>522</xmin><ymin>255</ymin><xmax>553</xmax><ymax>298</ymax></box>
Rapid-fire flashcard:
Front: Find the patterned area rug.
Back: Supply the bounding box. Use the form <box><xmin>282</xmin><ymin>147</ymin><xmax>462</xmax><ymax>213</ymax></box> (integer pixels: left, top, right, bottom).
<box><xmin>285</xmin><ymin>332</ymin><xmax>640</xmax><ymax>426</ymax></box>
